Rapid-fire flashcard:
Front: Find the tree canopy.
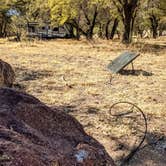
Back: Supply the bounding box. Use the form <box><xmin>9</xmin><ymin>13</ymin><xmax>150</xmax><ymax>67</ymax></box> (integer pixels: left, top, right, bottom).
<box><xmin>0</xmin><ymin>0</ymin><xmax>165</xmax><ymax>42</ymax></box>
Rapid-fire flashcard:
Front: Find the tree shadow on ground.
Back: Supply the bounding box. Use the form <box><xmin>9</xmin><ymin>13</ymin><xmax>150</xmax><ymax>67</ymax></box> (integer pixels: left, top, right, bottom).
<box><xmin>12</xmin><ymin>67</ymin><xmax>54</xmax><ymax>92</ymax></box>
<box><xmin>128</xmin><ymin>131</ymin><xmax>166</xmax><ymax>166</ymax></box>
<box><xmin>51</xmin><ymin>105</ymin><xmax>77</xmax><ymax>114</ymax></box>
<box><xmin>15</xmin><ymin>67</ymin><xmax>53</xmax><ymax>81</ymax></box>
<box><xmin>17</xmin><ymin>98</ymin><xmax>164</xmax><ymax>166</ymax></box>
<box><xmin>56</xmin><ymin>104</ymin><xmax>166</xmax><ymax>166</ymax></box>
<box><xmin>108</xmin><ymin>131</ymin><xmax>166</xmax><ymax>166</ymax></box>
<box><xmin>52</xmin><ymin>105</ymin><xmax>100</xmax><ymax>115</ymax></box>
<box><xmin>119</xmin><ymin>69</ymin><xmax>153</xmax><ymax>76</ymax></box>
<box><xmin>133</xmin><ymin>42</ymin><xmax>166</xmax><ymax>54</ymax></box>
<box><xmin>106</xmin><ymin>108</ymin><xmax>166</xmax><ymax>166</ymax></box>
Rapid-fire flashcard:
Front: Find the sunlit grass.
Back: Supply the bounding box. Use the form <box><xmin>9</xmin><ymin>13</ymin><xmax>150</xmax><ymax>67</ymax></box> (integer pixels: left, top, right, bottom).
<box><xmin>0</xmin><ymin>37</ymin><xmax>165</xmax><ymax>164</ymax></box>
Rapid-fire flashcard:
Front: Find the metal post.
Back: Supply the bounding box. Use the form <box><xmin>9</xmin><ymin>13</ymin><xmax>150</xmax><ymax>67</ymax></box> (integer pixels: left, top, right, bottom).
<box><xmin>131</xmin><ymin>62</ymin><xmax>135</xmax><ymax>74</ymax></box>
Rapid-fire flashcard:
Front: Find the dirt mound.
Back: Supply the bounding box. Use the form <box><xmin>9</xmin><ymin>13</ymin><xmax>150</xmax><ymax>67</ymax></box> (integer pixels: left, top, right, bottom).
<box><xmin>0</xmin><ymin>59</ymin><xmax>15</xmax><ymax>87</ymax></box>
<box><xmin>0</xmin><ymin>88</ymin><xmax>115</xmax><ymax>166</ymax></box>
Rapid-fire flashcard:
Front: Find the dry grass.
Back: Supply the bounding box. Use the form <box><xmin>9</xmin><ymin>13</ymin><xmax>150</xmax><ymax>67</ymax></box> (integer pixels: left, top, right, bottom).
<box><xmin>0</xmin><ymin>37</ymin><xmax>166</xmax><ymax>165</ymax></box>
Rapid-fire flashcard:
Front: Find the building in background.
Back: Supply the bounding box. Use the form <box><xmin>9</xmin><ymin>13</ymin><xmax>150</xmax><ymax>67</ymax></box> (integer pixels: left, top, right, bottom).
<box><xmin>27</xmin><ymin>22</ymin><xmax>71</xmax><ymax>39</ymax></box>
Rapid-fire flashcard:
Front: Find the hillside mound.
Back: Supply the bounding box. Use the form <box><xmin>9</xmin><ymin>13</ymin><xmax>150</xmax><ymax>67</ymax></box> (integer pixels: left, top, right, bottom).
<box><xmin>0</xmin><ymin>88</ymin><xmax>115</xmax><ymax>166</ymax></box>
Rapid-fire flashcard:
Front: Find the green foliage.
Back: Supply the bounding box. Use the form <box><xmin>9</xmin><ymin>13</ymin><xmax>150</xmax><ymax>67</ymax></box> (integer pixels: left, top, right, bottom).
<box><xmin>0</xmin><ymin>0</ymin><xmax>12</xmax><ymax>37</ymax></box>
<box><xmin>141</xmin><ymin>0</ymin><xmax>166</xmax><ymax>37</ymax></box>
<box><xmin>49</xmin><ymin>0</ymin><xmax>114</xmax><ymax>39</ymax></box>
<box><xmin>0</xmin><ymin>0</ymin><xmax>165</xmax><ymax>40</ymax></box>
<box><xmin>48</xmin><ymin>0</ymin><xmax>79</xmax><ymax>25</ymax></box>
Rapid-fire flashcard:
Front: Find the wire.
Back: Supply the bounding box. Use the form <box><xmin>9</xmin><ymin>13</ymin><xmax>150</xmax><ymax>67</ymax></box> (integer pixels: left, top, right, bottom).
<box><xmin>109</xmin><ymin>102</ymin><xmax>147</xmax><ymax>166</ymax></box>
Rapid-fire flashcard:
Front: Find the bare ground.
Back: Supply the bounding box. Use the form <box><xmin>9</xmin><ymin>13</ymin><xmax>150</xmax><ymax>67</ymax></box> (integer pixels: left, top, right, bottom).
<box><xmin>0</xmin><ymin>37</ymin><xmax>166</xmax><ymax>165</ymax></box>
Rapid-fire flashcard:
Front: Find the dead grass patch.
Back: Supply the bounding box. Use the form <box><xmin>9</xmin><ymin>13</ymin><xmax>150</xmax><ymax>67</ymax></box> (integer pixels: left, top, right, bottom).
<box><xmin>0</xmin><ymin>37</ymin><xmax>165</xmax><ymax>165</ymax></box>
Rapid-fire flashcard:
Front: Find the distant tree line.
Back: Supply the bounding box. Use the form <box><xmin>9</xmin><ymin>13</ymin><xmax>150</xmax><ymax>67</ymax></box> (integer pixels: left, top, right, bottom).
<box><xmin>0</xmin><ymin>0</ymin><xmax>165</xmax><ymax>43</ymax></box>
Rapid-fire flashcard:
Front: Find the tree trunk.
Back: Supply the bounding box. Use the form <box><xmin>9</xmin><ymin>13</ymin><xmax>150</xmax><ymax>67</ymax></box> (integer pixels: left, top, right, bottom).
<box><xmin>159</xmin><ymin>29</ymin><xmax>162</xmax><ymax>36</ymax></box>
<box><xmin>72</xmin><ymin>23</ymin><xmax>87</xmax><ymax>38</ymax></box>
<box><xmin>0</xmin><ymin>25</ymin><xmax>3</xmax><ymax>37</ymax></box>
<box><xmin>131</xmin><ymin>10</ymin><xmax>137</xmax><ymax>40</ymax></box>
<box><xmin>117</xmin><ymin>30</ymin><xmax>121</xmax><ymax>39</ymax></box>
<box><xmin>0</xmin><ymin>19</ymin><xmax>6</xmax><ymax>37</ymax></box>
<box><xmin>76</xmin><ymin>16</ymin><xmax>80</xmax><ymax>40</ymax></box>
<box><xmin>121</xmin><ymin>1</ymin><xmax>138</xmax><ymax>43</ymax></box>
<box><xmin>3</xmin><ymin>22</ymin><xmax>7</xmax><ymax>37</ymax></box>
<box><xmin>98</xmin><ymin>23</ymin><xmax>103</xmax><ymax>38</ymax></box>
<box><xmin>122</xmin><ymin>13</ymin><xmax>132</xmax><ymax>43</ymax></box>
<box><xmin>69</xmin><ymin>19</ymin><xmax>87</xmax><ymax>40</ymax></box>
<box><xmin>65</xmin><ymin>23</ymin><xmax>75</xmax><ymax>38</ymax></box>
<box><xmin>150</xmin><ymin>15</ymin><xmax>158</xmax><ymax>39</ymax></box>
<box><xmin>76</xmin><ymin>27</ymin><xmax>80</xmax><ymax>40</ymax></box>
<box><xmin>138</xmin><ymin>27</ymin><xmax>143</xmax><ymax>38</ymax></box>
<box><xmin>16</xmin><ymin>33</ymin><xmax>21</xmax><ymax>41</ymax></box>
<box><xmin>86</xmin><ymin>6</ymin><xmax>98</xmax><ymax>40</ymax></box>
<box><xmin>110</xmin><ymin>18</ymin><xmax>119</xmax><ymax>40</ymax></box>
<box><xmin>105</xmin><ymin>20</ymin><xmax>111</xmax><ymax>40</ymax></box>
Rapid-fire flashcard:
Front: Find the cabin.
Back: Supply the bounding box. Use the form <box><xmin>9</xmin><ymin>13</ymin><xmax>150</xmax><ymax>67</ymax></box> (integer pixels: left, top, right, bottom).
<box><xmin>27</xmin><ymin>22</ymin><xmax>71</xmax><ymax>39</ymax></box>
